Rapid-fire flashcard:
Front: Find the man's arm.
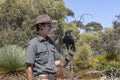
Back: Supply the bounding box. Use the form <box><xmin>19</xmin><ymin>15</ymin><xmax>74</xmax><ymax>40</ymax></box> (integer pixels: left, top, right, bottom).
<box><xmin>26</xmin><ymin>64</ymin><xmax>33</xmax><ymax>80</ymax></box>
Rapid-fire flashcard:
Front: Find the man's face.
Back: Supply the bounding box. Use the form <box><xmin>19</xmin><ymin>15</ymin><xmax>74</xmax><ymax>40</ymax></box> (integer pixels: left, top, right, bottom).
<box><xmin>38</xmin><ymin>23</ymin><xmax>51</xmax><ymax>37</ymax></box>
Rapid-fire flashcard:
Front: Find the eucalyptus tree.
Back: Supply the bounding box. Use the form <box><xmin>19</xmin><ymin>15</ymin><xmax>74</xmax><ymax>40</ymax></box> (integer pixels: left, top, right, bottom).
<box><xmin>71</xmin><ymin>20</ymin><xmax>84</xmax><ymax>30</ymax></box>
<box><xmin>0</xmin><ymin>0</ymin><xmax>34</xmax><ymax>30</ymax></box>
<box><xmin>85</xmin><ymin>22</ymin><xmax>103</xmax><ymax>32</ymax></box>
<box><xmin>112</xmin><ymin>20</ymin><xmax>120</xmax><ymax>29</ymax></box>
<box><xmin>0</xmin><ymin>0</ymin><xmax>75</xmax><ymax>46</ymax></box>
<box><xmin>0</xmin><ymin>0</ymin><xmax>72</xmax><ymax>29</ymax></box>
<box><xmin>90</xmin><ymin>28</ymin><xmax>120</xmax><ymax>54</ymax></box>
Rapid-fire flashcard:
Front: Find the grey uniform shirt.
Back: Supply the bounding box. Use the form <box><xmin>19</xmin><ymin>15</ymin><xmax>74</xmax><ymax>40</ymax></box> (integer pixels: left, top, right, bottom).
<box><xmin>25</xmin><ymin>35</ymin><xmax>61</xmax><ymax>76</ymax></box>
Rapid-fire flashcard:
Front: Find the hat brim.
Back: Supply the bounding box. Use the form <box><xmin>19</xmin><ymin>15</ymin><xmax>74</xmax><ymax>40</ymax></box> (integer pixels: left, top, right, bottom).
<box><xmin>31</xmin><ymin>20</ymin><xmax>58</xmax><ymax>30</ymax></box>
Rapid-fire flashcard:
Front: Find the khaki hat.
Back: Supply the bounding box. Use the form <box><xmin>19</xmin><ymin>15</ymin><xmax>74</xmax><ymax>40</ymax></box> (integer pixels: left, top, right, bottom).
<box><xmin>32</xmin><ymin>14</ymin><xmax>57</xmax><ymax>29</ymax></box>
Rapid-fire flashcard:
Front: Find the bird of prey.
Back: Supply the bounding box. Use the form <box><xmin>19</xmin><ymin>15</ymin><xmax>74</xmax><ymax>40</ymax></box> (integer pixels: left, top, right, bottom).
<box><xmin>63</xmin><ymin>30</ymin><xmax>76</xmax><ymax>52</ymax></box>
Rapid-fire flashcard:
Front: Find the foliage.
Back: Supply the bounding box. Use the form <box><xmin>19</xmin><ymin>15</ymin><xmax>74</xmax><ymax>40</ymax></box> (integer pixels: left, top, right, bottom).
<box><xmin>90</xmin><ymin>29</ymin><xmax>120</xmax><ymax>54</ymax></box>
<box><xmin>0</xmin><ymin>45</ymin><xmax>25</xmax><ymax>79</ymax></box>
<box><xmin>85</xmin><ymin>22</ymin><xmax>103</xmax><ymax>32</ymax></box>
<box><xmin>0</xmin><ymin>0</ymin><xmax>73</xmax><ymax>30</ymax></box>
<box><xmin>74</xmin><ymin>44</ymin><xmax>93</xmax><ymax>71</ymax></box>
<box><xmin>112</xmin><ymin>20</ymin><xmax>120</xmax><ymax>29</ymax></box>
<box><xmin>94</xmin><ymin>53</ymin><xmax>120</xmax><ymax>70</ymax></box>
<box><xmin>79</xmin><ymin>32</ymin><xmax>101</xmax><ymax>45</ymax></box>
<box><xmin>71</xmin><ymin>20</ymin><xmax>85</xmax><ymax>30</ymax></box>
<box><xmin>1</xmin><ymin>0</ymin><xmax>120</xmax><ymax>79</ymax></box>
<box><xmin>66</xmin><ymin>8</ymin><xmax>74</xmax><ymax>17</ymax></box>
<box><xmin>73</xmin><ymin>28</ymin><xmax>120</xmax><ymax>78</ymax></box>
<box><xmin>0</xmin><ymin>28</ymin><xmax>34</xmax><ymax>47</ymax></box>
<box><xmin>74</xmin><ymin>53</ymin><xmax>120</xmax><ymax>79</ymax></box>
<box><xmin>0</xmin><ymin>0</ymin><xmax>76</xmax><ymax>52</ymax></box>
<box><xmin>77</xmin><ymin>69</ymin><xmax>101</xmax><ymax>79</ymax></box>
<box><xmin>63</xmin><ymin>22</ymin><xmax>80</xmax><ymax>39</ymax></box>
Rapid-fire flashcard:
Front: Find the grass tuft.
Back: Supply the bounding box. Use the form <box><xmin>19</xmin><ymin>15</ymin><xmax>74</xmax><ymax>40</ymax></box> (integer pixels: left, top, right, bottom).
<box><xmin>0</xmin><ymin>45</ymin><xmax>26</xmax><ymax>79</ymax></box>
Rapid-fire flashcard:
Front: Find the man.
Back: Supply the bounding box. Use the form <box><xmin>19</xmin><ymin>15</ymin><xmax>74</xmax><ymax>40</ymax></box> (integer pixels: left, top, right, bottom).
<box><xmin>25</xmin><ymin>14</ymin><xmax>63</xmax><ymax>80</ymax></box>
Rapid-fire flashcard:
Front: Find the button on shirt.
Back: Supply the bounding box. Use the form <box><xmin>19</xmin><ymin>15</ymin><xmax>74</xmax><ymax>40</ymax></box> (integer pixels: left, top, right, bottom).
<box><xmin>25</xmin><ymin>35</ymin><xmax>61</xmax><ymax>76</ymax></box>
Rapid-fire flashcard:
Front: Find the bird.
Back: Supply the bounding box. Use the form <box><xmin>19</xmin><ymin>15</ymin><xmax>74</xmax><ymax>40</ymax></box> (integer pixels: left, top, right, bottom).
<box><xmin>63</xmin><ymin>30</ymin><xmax>76</xmax><ymax>52</ymax></box>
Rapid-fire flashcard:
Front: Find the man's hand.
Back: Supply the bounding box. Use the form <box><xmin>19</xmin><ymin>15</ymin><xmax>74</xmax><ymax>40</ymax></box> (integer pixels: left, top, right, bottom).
<box><xmin>55</xmin><ymin>60</ymin><xmax>64</xmax><ymax>67</ymax></box>
<box><xmin>55</xmin><ymin>60</ymin><xmax>65</xmax><ymax>79</ymax></box>
<box><xmin>26</xmin><ymin>64</ymin><xmax>33</xmax><ymax>80</ymax></box>
<box><xmin>55</xmin><ymin>60</ymin><xmax>61</xmax><ymax>66</ymax></box>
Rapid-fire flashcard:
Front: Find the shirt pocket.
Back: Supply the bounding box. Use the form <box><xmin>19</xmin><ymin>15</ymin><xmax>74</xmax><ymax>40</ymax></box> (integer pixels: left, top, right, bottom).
<box><xmin>51</xmin><ymin>47</ymin><xmax>60</xmax><ymax>60</ymax></box>
<box><xmin>35</xmin><ymin>49</ymin><xmax>48</xmax><ymax>64</ymax></box>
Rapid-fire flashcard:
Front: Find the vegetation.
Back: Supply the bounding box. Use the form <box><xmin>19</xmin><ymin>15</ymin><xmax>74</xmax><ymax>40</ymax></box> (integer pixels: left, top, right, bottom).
<box><xmin>0</xmin><ymin>0</ymin><xmax>120</xmax><ymax>79</ymax></box>
<box><xmin>0</xmin><ymin>45</ymin><xmax>25</xmax><ymax>79</ymax></box>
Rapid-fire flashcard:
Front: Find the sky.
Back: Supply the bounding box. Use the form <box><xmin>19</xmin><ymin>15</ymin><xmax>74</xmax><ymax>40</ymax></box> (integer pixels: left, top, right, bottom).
<box><xmin>63</xmin><ymin>0</ymin><xmax>120</xmax><ymax>28</ymax></box>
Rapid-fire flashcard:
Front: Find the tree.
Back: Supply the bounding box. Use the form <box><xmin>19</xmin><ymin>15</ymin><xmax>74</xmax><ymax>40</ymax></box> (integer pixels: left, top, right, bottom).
<box><xmin>90</xmin><ymin>28</ymin><xmax>120</xmax><ymax>54</ymax></box>
<box><xmin>71</xmin><ymin>20</ymin><xmax>84</xmax><ymax>29</ymax></box>
<box><xmin>66</xmin><ymin>8</ymin><xmax>74</xmax><ymax>17</ymax></box>
<box><xmin>0</xmin><ymin>0</ymin><xmax>74</xmax><ymax>46</ymax></box>
<box><xmin>112</xmin><ymin>20</ymin><xmax>120</xmax><ymax>29</ymax></box>
<box><xmin>85</xmin><ymin>22</ymin><xmax>103</xmax><ymax>32</ymax></box>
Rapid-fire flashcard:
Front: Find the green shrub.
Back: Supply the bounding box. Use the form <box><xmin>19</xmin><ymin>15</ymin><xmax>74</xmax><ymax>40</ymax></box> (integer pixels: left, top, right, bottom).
<box><xmin>0</xmin><ymin>28</ymin><xmax>34</xmax><ymax>47</ymax></box>
<box><xmin>77</xmin><ymin>69</ymin><xmax>101</xmax><ymax>79</ymax></box>
<box><xmin>0</xmin><ymin>45</ymin><xmax>25</xmax><ymax>78</ymax></box>
<box><xmin>94</xmin><ymin>53</ymin><xmax>120</xmax><ymax>71</ymax></box>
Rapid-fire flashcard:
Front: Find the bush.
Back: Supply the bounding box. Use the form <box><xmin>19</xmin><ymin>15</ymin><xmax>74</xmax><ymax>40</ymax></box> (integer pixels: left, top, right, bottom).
<box><xmin>94</xmin><ymin>53</ymin><xmax>120</xmax><ymax>71</ymax></box>
<box><xmin>0</xmin><ymin>45</ymin><xmax>26</xmax><ymax>79</ymax></box>
<box><xmin>0</xmin><ymin>28</ymin><xmax>35</xmax><ymax>47</ymax></box>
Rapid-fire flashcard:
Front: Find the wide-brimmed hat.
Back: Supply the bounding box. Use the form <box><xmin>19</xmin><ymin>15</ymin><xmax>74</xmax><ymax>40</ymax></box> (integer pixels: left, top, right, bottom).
<box><xmin>32</xmin><ymin>14</ymin><xmax>57</xmax><ymax>29</ymax></box>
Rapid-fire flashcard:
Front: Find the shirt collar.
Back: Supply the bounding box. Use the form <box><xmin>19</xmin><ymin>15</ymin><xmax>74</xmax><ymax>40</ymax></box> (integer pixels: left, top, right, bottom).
<box><xmin>36</xmin><ymin>35</ymin><xmax>50</xmax><ymax>42</ymax></box>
